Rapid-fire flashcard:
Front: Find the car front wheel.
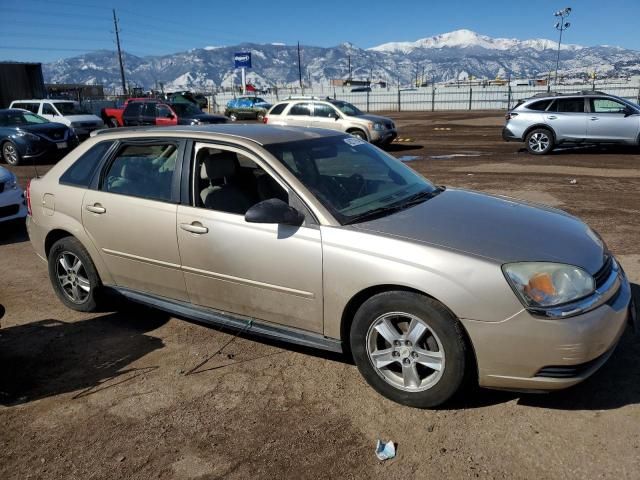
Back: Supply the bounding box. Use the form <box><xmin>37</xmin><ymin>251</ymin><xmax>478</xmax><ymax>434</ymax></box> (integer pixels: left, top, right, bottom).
<box><xmin>48</xmin><ymin>237</ymin><xmax>102</xmax><ymax>312</ymax></box>
<box><xmin>350</xmin><ymin>291</ymin><xmax>467</xmax><ymax>408</ymax></box>
<box><xmin>526</xmin><ymin>128</ymin><xmax>554</xmax><ymax>155</ymax></box>
<box><xmin>2</xmin><ymin>141</ymin><xmax>21</xmax><ymax>166</ymax></box>
<box><xmin>229</xmin><ymin>112</ymin><xmax>238</xmax><ymax>121</ymax></box>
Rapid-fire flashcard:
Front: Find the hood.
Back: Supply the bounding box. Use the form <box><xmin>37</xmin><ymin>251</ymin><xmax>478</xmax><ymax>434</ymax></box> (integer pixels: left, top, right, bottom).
<box><xmin>20</xmin><ymin>123</ymin><xmax>70</xmax><ymax>137</ymax></box>
<box><xmin>354</xmin><ymin>114</ymin><xmax>395</xmax><ymax>126</ymax></box>
<box><xmin>352</xmin><ymin>188</ymin><xmax>605</xmax><ymax>274</ymax></box>
<box><xmin>63</xmin><ymin>114</ymin><xmax>102</xmax><ymax>123</ymax></box>
<box><xmin>0</xmin><ymin>165</ymin><xmax>14</xmax><ymax>182</ymax></box>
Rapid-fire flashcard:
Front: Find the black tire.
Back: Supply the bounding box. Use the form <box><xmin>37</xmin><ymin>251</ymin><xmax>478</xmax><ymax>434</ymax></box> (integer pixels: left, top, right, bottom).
<box><xmin>350</xmin><ymin>291</ymin><xmax>467</xmax><ymax>408</ymax></box>
<box><xmin>108</xmin><ymin>117</ymin><xmax>119</xmax><ymax>128</ymax></box>
<box><xmin>348</xmin><ymin>130</ymin><xmax>368</xmax><ymax>141</ymax></box>
<box><xmin>2</xmin><ymin>141</ymin><xmax>21</xmax><ymax>166</ymax></box>
<box><xmin>229</xmin><ymin>112</ymin><xmax>239</xmax><ymax>122</ymax></box>
<box><xmin>256</xmin><ymin>112</ymin><xmax>265</xmax><ymax>123</ymax></box>
<box><xmin>525</xmin><ymin>128</ymin><xmax>554</xmax><ymax>155</ymax></box>
<box><xmin>48</xmin><ymin>237</ymin><xmax>102</xmax><ymax>312</ymax></box>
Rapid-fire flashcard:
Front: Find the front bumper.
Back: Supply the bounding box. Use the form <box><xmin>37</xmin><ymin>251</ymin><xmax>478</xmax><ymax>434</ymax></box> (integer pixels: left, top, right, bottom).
<box><xmin>0</xmin><ymin>187</ymin><xmax>27</xmax><ymax>223</ymax></box>
<box><xmin>462</xmin><ymin>265</ymin><xmax>633</xmax><ymax>391</ymax></box>
<box><xmin>21</xmin><ymin>136</ymin><xmax>79</xmax><ymax>160</ymax></box>
<box><xmin>371</xmin><ymin>129</ymin><xmax>398</xmax><ymax>145</ymax></box>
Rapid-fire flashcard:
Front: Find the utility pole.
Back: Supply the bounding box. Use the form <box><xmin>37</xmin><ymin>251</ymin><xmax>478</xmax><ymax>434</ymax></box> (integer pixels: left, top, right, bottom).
<box><xmin>348</xmin><ymin>55</ymin><xmax>352</xmax><ymax>80</ymax></box>
<box><xmin>113</xmin><ymin>9</ymin><xmax>127</xmax><ymax>96</ymax></box>
<box><xmin>297</xmin><ymin>42</ymin><xmax>303</xmax><ymax>92</ymax></box>
<box><xmin>553</xmin><ymin>7</ymin><xmax>572</xmax><ymax>86</ymax></box>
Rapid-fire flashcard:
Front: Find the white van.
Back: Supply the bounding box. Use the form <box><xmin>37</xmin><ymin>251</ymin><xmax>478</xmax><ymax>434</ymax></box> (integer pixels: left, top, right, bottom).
<box><xmin>9</xmin><ymin>99</ymin><xmax>104</xmax><ymax>139</ymax></box>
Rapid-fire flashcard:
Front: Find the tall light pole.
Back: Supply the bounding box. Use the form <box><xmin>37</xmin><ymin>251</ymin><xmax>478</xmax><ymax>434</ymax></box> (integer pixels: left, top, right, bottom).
<box><xmin>554</xmin><ymin>7</ymin><xmax>572</xmax><ymax>86</ymax></box>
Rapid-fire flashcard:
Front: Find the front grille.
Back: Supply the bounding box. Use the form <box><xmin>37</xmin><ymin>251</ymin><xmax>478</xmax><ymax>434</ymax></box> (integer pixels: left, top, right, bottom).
<box><xmin>536</xmin><ymin>350</ymin><xmax>610</xmax><ymax>378</ymax></box>
<box><xmin>0</xmin><ymin>204</ymin><xmax>19</xmax><ymax>218</ymax></box>
<box><xmin>594</xmin><ymin>255</ymin><xmax>613</xmax><ymax>289</ymax></box>
<box><xmin>0</xmin><ymin>182</ymin><xmax>4</xmax><ymax>193</ymax></box>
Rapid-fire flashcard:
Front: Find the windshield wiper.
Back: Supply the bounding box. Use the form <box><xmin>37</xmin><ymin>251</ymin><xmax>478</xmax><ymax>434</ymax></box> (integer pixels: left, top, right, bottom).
<box><xmin>344</xmin><ymin>187</ymin><xmax>444</xmax><ymax>225</ymax></box>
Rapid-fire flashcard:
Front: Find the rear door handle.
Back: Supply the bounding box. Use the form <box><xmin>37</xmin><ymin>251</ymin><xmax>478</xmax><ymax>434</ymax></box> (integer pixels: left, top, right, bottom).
<box><xmin>547</xmin><ymin>115</ymin><xmax>557</xmax><ymax>120</ymax></box>
<box><xmin>590</xmin><ymin>116</ymin><xmax>599</xmax><ymax>121</ymax></box>
<box><xmin>180</xmin><ymin>222</ymin><xmax>209</xmax><ymax>234</ymax></box>
<box><xmin>85</xmin><ymin>203</ymin><xmax>106</xmax><ymax>214</ymax></box>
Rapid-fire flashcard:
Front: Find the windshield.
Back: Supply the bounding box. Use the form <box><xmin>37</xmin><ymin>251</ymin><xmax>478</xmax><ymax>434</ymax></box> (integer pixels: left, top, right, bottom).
<box><xmin>0</xmin><ymin>111</ymin><xmax>49</xmax><ymax>126</ymax></box>
<box><xmin>54</xmin><ymin>102</ymin><xmax>89</xmax><ymax>115</ymax></box>
<box><xmin>265</xmin><ymin>136</ymin><xmax>437</xmax><ymax>224</ymax></box>
<box><xmin>171</xmin><ymin>103</ymin><xmax>201</xmax><ymax>115</ymax></box>
<box><xmin>332</xmin><ymin>101</ymin><xmax>364</xmax><ymax>116</ymax></box>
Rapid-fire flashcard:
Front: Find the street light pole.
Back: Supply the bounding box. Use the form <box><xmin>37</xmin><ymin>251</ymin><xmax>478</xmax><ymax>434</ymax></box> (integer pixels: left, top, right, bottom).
<box><xmin>554</xmin><ymin>7</ymin><xmax>572</xmax><ymax>86</ymax></box>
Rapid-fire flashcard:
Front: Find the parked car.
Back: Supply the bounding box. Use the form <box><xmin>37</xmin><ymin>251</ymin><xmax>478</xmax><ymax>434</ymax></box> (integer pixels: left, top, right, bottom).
<box><xmin>122</xmin><ymin>100</ymin><xmax>178</xmax><ymax>127</ymax></box>
<box><xmin>0</xmin><ymin>109</ymin><xmax>78</xmax><ymax>166</ymax></box>
<box><xmin>165</xmin><ymin>91</ymin><xmax>207</xmax><ymax>109</ymax></box>
<box><xmin>169</xmin><ymin>103</ymin><xmax>228</xmax><ymax>125</ymax></box>
<box><xmin>0</xmin><ymin>165</ymin><xmax>27</xmax><ymax>223</ymax></box>
<box><xmin>101</xmin><ymin>97</ymin><xmax>151</xmax><ymax>128</ymax></box>
<box><xmin>225</xmin><ymin>96</ymin><xmax>272</xmax><ymax>122</ymax></box>
<box><xmin>503</xmin><ymin>91</ymin><xmax>640</xmax><ymax>154</ymax></box>
<box><xmin>26</xmin><ymin>124</ymin><xmax>634</xmax><ymax>408</ymax></box>
<box><xmin>9</xmin><ymin>99</ymin><xmax>104</xmax><ymax>140</ymax></box>
<box><xmin>351</xmin><ymin>86</ymin><xmax>372</xmax><ymax>93</ymax></box>
<box><xmin>265</xmin><ymin>97</ymin><xmax>397</xmax><ymax>146</ymax></box>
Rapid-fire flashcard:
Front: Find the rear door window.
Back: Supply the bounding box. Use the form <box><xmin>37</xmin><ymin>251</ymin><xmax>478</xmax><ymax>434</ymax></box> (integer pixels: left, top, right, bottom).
<box><xmin>313</xmin><ymin>103</ymin><xmax>339</xmax><ymax>118</ymax></box>
<box><xmin>102</xmin><ymin>142</ymin><xmax>180</xmax><ymax>202</ymax></box>
<box><xmin>288</xmin><ymin>103</ymin><xmax>312</xmax><ymax>116</ymax></box>
<box><xmin>552</xmin><ymin>98</ymin><xmax>585</xmax><ymax>113</ymax></box>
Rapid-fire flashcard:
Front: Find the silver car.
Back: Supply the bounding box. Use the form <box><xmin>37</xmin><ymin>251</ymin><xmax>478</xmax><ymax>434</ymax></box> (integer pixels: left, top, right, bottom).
<box><xmin>27</xmin><ymin>125</ymin><xmax>634</xmax><ymax>407</ymax></box>
<box><xmin>503</xmin><ymin>91</ymin><xmax>640</xmax><ymax>154</ymax></box>
<box><xmin>265</xmin><ymin>97</ymin><xmax>397</xmax><ymax>146</ymax></box>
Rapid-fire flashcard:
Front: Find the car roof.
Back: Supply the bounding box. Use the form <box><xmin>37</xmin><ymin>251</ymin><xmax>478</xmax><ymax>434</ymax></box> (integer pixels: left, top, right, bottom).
<box><xmin>11</xmin><ymin>99</ymin><xmax>76</xmax><ymax>103</ymax></box>
<box><xmin>93</xmin><ymin>124</ymin><xmax>345</xmax><ymax>145</ymax></box>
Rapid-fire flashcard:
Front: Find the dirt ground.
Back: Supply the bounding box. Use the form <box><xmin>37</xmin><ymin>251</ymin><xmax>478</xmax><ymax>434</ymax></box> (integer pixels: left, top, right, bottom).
<box><xmin>1</xmin><ymin>111</ymin><xmax>639</xmax><ymax>480</ymax></box>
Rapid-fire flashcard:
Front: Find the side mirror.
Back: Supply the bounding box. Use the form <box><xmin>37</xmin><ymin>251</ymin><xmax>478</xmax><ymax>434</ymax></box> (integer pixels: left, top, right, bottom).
<box><xmin>245</xmin><ymin>198</ymin><xmax>304</xmax><ymax>226</ymax></box>
<box><xmin>624</xmin><ymin>107</ymin><xmax>636</xmax><ymax>117</ymax></box>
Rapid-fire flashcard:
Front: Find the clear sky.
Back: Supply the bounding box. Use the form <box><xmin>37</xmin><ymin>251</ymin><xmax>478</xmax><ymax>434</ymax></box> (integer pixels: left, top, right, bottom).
<box><xmin>1</xmin><ymin>0</ymin><xmax>639</xmax><ymax>62</ymax></box>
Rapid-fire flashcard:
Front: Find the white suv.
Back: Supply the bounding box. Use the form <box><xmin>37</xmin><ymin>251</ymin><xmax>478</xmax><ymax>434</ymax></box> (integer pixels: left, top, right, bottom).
<box><xmin>265</xmin><ymin>97</ymin><xmax>397</xmax><ymax>146</ymax></box>
<box><xmin>9</xmin><ymin>99</ymin><xmax>104</xmax><ymax>139</ymax></box>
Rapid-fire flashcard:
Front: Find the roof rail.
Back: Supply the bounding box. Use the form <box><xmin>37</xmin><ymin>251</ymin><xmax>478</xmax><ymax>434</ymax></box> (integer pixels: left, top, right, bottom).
<box><xmin>285</xmin><ymin>95</ymin><xmax>320</xmax><ymax>100</ymax></box>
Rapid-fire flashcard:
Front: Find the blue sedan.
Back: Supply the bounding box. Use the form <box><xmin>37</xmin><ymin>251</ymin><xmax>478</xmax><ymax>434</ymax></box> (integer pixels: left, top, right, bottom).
<box><xmin>0</xmin><ymin>109</ymin><xmax>79</xmax><ymax>166</ymax></box>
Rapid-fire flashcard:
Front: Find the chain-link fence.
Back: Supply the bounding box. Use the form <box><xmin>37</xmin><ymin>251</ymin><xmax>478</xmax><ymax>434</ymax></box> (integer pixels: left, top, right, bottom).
<box><xmin>204</xmin><ymin>81</ymin><xmax>640</xmax><ymax>114</ymax></box>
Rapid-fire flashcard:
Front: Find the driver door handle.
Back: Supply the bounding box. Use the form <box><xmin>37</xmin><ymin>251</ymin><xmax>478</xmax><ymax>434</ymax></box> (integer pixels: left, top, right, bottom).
<box><xmin>547</xmin><ymin>115</ymin><xmax>557</xmax><ymax>120</ymax></box>
<box><xmin>85</xmin><ymin>203</ymin><xmax>106</xmax><ymax>214</ymax></box>
<box><xmin>180</xmin><ymin>222</ymin><xmax>209</xmax><ymax>234</ymax></box>
<box><xmin>590</xmin><ymin>116</ymin><xmax>599</xmax><ymax>121</ymax></box>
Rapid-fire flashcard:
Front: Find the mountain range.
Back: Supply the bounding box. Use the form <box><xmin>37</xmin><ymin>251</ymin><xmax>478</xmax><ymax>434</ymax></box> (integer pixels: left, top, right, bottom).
<box><xmin>41</xmin><ymin>29</ymin><xmax>640</xmax><ymax>91</ymax></box>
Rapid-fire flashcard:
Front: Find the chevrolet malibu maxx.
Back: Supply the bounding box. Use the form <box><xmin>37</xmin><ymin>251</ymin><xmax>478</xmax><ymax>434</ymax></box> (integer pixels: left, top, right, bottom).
<box><xmin>26</xmin><ymin>125</ymin><xmax>634</xmax><ymax>407</ymax></box>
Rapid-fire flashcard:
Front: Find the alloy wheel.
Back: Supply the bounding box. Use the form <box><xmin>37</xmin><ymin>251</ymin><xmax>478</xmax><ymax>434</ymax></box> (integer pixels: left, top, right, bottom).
<box><xmin>55</xmin><ymin>251</ymin><xmax>91</xmax><ymax>304</ymax></box>
<box><xmin>366</xmin><ymin>312</ymin><xmax>445</xmax><ymax>392</ymax></box>
<box><xmin>3</xmin><ymin>143</ymin><xmax>19</xmax><ymax>165</ymax></box>
<box><xmin>528</xmin><ymin>132</ymin><xmax>550</xmax><ymax>153</ymax></box>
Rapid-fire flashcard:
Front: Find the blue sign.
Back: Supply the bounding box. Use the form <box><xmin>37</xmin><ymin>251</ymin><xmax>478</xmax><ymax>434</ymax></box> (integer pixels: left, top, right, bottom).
<box><xmin>234</xmin><ymin>52</ymin><xmax>252</xmax><ymax>68</ymax></box>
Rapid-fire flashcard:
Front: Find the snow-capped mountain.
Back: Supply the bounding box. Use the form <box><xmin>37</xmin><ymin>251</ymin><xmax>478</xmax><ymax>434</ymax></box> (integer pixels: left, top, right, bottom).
<box><xmin>41</xmin><ymin>30</ymin><xmax>640</xmax><ymax>91</ymax></box>
<box><xmin>369</xmin><ymin>29</ymin><xmax>583</xmax><ymax>54</ymax></box>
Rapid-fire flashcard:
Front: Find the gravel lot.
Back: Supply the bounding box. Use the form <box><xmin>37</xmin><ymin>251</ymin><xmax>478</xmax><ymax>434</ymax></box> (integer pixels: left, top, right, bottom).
<box><xmin>1</xmin><ymin>111</ymin><xmax>639</xmax><ymax>479</ymax></box>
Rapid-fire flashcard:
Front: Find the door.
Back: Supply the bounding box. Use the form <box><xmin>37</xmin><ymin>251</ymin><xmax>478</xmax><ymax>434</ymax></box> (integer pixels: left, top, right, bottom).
<box><xmin>176</xmin><ymin>142</ymin><xmax>324</xmax><ymax>333</ymax></box>
<box><xmin>40</xmin><ymin>103</ymin><xmax>65</xmax><ymax>125</ymax></box>
<box><xmin>122</xmin><ymin>102</ymin><xmax>143</xmax><ymax>126</ymax></box>
<box><xmin>139</xmin><ymin>103</ymin><xmax>157</xmax><ymax>125</ymax></box>
<box><xmin>155</xmin><ymin>104</ymin><xmax>176</xmax><ymax>126</ymax></box>
<box><xmin>545</xmin><ymin>97</ymin><xmax>588</xmax><ymax>140</ymax></box>
<box><xmin>311</xmin><ymin>103</ymin><xmax>343</xmax><ymax>132</ymax></box>
<box><xmin>587</xmin><ymin>97</ymin><xmax>640</xmax><ymax>142</ymax></box>
<box><xmin>82</xmin><ymin>139</ymin><xmax>188</xmax><ymax>301</ymax></box>
<box><xmin>284</xmin><ymin>102</ymin><xmax>314</xmax><ymax>127</ymax></box>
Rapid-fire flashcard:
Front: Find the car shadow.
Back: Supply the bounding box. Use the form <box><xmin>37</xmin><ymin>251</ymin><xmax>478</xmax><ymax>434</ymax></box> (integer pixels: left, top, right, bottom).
<box><xmin>0</xmin><ymin>310</ymin><xmax>169</xmax><ymax>406</ymax></box>
<box><xmin>0</xmin><ymin>218</ymin><xmax>28</xmax><ymax>246</ymax></box>
<box><xmin>451</xmin><ymin>283</ymin><xmax>640</xmax><ymax>411</ymax></box>
<box><xmin>518</xmin><ymin>144</ymin><xmax>640</xmax><ymax>155</ymax></box>
<box><xmin>385</xmin><ymin>143</ymin><xmax>424</xmax><ymax>152</ymax></box>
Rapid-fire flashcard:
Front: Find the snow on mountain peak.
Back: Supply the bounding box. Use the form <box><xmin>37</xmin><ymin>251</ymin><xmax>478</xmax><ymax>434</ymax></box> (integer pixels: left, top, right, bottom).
<box><xmin>369</xmin><ymin>29</ymin><xmax>583</xmax><ymax>53</ymax></box>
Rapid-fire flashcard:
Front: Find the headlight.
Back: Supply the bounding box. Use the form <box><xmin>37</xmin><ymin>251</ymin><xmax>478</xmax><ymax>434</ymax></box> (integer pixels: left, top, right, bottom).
<box><xmin>15</xmin><ymin>131</ymin><xmax>40</xmax><ymax>141</ymax></box>
<box><xmin>6</xmin><ymin>173</ymin><xmax>18</xmax><ymax>189</ymax></box>
<box><xmin>502</xmin><ymin>262</ymin><xmax>595</xmax><ymax>308</ymax></box>
<box><xmin>370</xmin><ymin>122</ymin><xmax>385</xmax><ymax>131</ymax></box>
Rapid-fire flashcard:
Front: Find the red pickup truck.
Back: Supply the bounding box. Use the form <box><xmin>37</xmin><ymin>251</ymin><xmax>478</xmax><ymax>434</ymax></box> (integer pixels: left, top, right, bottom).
<box><xmin>101</xmin><ymin>98</ymin><xmax>157</xmax><ymax>127</ymax></box>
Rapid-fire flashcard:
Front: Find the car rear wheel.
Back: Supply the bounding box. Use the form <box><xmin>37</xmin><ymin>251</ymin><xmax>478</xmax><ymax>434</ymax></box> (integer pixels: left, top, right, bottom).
<box><xmin>48</xmin><ymin>237</ymin><xmax>102</xmax><ymax>312</ymax></box>
<box><xmin>350</xmin><ymin>291</ymin><xmax>467</xmax><ymax>408</ymax></box>
<box><xmin>229</xmin><ymin>112</ymin><xmax>239</xmax><ymax>122</ymax></box>
<box><xmin>2</xmin><ymin>141</ymin><xmax>21</xmax><ymax>166</ymax></box>
<box><xmin>526</xmin><ymin>128</ymin><xmax>554</xmax><ymax>155</ymax></box>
